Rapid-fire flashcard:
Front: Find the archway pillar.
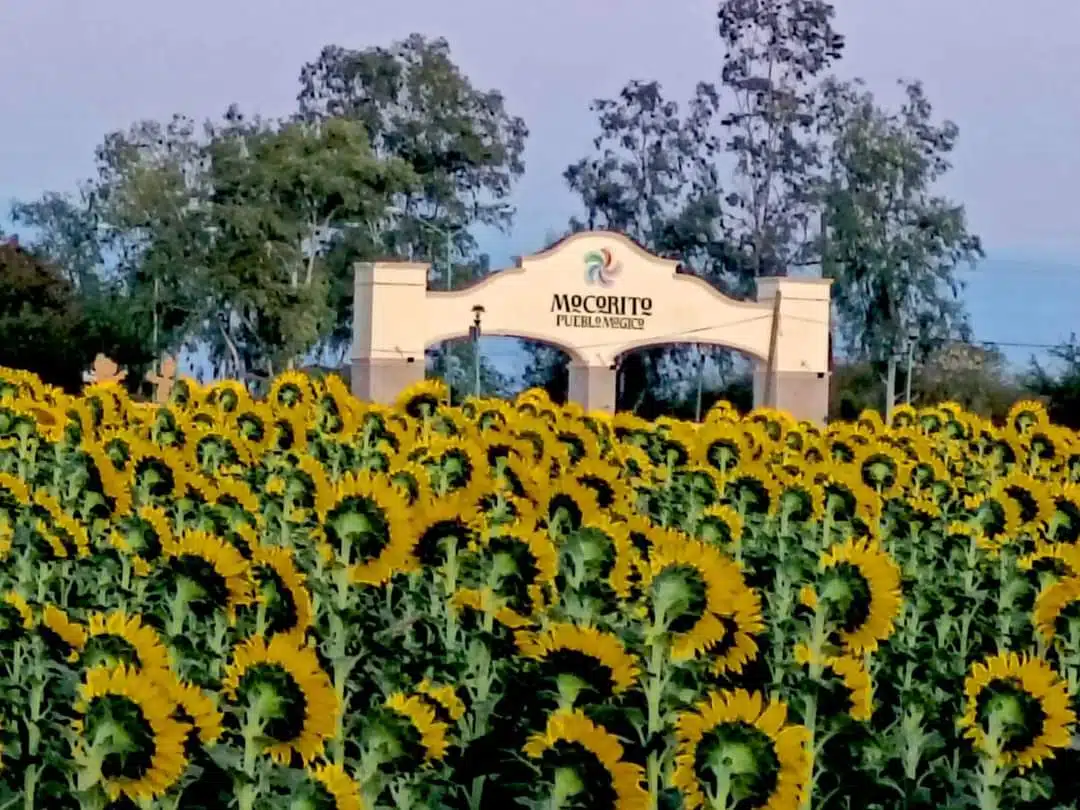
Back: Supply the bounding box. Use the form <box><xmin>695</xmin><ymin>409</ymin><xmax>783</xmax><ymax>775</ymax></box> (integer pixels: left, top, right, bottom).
<box><xmin>568</xmin><ymin>363</ymin><xmax>616</xmax><ymax>414</ymax></box>
<box><xmin>350</xmin><ymin>261</ymin><xmax>427</xmax><ymax>404</ymax></box>
<box><xmin>752</xmin><ymin>276</ymin><xmax>832</xmax><ymax>424</ymax></box>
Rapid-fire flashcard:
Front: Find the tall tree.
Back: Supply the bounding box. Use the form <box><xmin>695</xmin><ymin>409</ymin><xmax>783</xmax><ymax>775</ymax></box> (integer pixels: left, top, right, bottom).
<box><xmin>199</xmin><ymin>109</ymin><xmax>416</xmax><ymax>375</ymax></box>
<box><xmin>10</xmin><ymin>190</ymin><xmax>104</xmax><ymax>292</ymax></box>
<box><xmin>714</xmin><ymin>0</ymin><xmax>845</xmax><ymax>277</ymax></box>
<box><xmin>91</xmin><ymin>114</ymin><xmax>209</xmax><ymax>368</ymax></box>
<box><xmin>818</xmin><ymin>78</ymin><xmax>983</xmax><ymax>364</ymax></box>
<box><xmin>554</xmin><ymin>0</ymin><xmax>845</xmax><ymax>413</ymax></box>
<box><xmin>297</xmin><ymin>34</ymin><xmax>528</xmax><ymax>287</ymax></box>
<box><xmin>298</xmin><ymin>34</ymin><xmax>528</xmax><ymax>393</ymax></box>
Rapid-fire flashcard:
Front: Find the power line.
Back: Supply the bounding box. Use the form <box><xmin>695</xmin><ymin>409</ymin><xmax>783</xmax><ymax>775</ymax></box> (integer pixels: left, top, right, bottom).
<box><xmin>974</xmin><ymin>339</ymin><xmax>1071</xmax><ymax>351</ymax></box>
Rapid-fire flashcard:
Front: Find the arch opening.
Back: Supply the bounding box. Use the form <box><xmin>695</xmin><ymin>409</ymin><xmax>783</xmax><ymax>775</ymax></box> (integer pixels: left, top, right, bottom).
<box><xmin>614</xmin><ymin>342</ymin><xmax>761</xmax><ymax>420</ymax></box>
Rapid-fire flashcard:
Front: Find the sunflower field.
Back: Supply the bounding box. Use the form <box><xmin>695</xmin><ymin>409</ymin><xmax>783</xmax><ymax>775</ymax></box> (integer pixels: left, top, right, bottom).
<box><xmin>0</xmin><ymin>365</ymin><xmax>1079</xmax><ymax>810</ymax></box>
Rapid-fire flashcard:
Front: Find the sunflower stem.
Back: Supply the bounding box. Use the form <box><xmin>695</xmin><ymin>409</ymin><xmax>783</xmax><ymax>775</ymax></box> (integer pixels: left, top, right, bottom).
<box><xmin>240</xmin><ymin>699</ymin><xmax>267</xmax><ymax>780</ymax></box>
<box><xmin>973</xmin><ymin>717</ymin><xmax>1007</xmax><ymax>810</ymax></box>
<box><xmin>707</xmin><ymin>764</ymin><xmax>733</xmax><ymax>810</ymax></box>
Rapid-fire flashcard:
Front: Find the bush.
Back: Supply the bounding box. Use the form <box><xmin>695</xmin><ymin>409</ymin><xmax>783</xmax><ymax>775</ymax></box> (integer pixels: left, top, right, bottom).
<box><xmin>0</xmin><ymin>367</ymin><xmax>1075</xmax><ymax>808</ymax></box>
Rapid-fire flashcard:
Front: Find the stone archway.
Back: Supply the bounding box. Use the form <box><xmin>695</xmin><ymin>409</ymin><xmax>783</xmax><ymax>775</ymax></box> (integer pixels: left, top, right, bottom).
<box><xmin>350</xmin><ymin>231</ymin><xmax>832</xmax><ymax>423</ymax></box>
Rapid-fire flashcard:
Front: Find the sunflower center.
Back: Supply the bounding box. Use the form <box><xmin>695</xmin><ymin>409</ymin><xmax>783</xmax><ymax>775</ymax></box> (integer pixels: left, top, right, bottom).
<box><xmin>820</xmin><ymin>564</ymin><xmax>872</xmax><ymax>634</ymax></box>
<box><xmin>541</xmin><ymin>650</ymin><xmax>619</xmax><ymax>702</ymax></box>
<box><xmin>488</xmin><ymin>537</ymin><xmax>542</xmax><ymax>611</ymax></box>
<box><xmin>1005</xmin><ymin>486</ymin><xmax>1040</xmax><ymax>524</ymax></box>
<box><xmin>540</xmin><ymin>742</ymin><xmax>617</xmax><ymax>808</ymax></box>
<box><xmin>861</xmin><ymin>455</ymin><xmax>897</xmax><ymax>490</ymax></box>
<box><xmin>432</xmin><ymin>450</ymin><xmax>474</xmax><ymax>491</ymax></box>
<box><xmin>325</xmin><ymin>497</ymin><xmax>392</xmax><ymax>563</ymax></box>
<box><xmin>1053</xmin><ymin>498</ymin><xmax>1080</xmax><ymax>543</ymax></box>
<box><xmin>83</xmin><ymin>635</ymin><xmax>141</xmax><ymax>671</ymax></box>
<box><xmin>170</xmin><ymin>555</ymin><xmax>231</xmax><ymax>617</ymax></box>
<box><xmin>976</xmin><ymin>681</ymin><xmax>1045</xmax><ymax>754</ymax></box>
<box><xmin>134</xmin><ymin>459</ymin><xmax>176</xmax><ymax>498</ymax></box>
<box><xmin>779</xmin><ymin>488</ymin><xmax>813</xmax><ymax>522</ymax></box>
<box><xmin>238</xmin><ymin>664</ymin><xmax>308</xmax><ymax>743</ymax></box>
<box><xmin>706</xmin><ymin>442</ymin><xmax>740</xmax><ymax>473</ymax></box>
<box><xmin>84</xmin><ymin>695</ymin><xmax>157</xmax><ymax>781</ymax></box>
<box><xmin>694</xmin><ymin>723</ymin><xmax>780</xmax><ymax>807</ymax></box>
<box><xmin>651</xmin><ymin>565</ymin><xmax>707</xmax><ymax>634</ymax></box>
<box><xmin>256</xmin><ymin>568</ymin><xmax>299</xmax><ymax>636</ymax></box>
<box><xmin>416</xmin><ymin>519</ymin><xmax>471</xmax><ymax>567</ymax></box>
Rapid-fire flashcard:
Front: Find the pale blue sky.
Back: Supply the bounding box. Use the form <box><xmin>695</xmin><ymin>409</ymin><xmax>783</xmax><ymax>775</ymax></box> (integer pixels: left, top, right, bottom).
<box><xmin>3</xmin><ymin>0</ymin><xmax>1079</xmax><ymax>368</ymax></box>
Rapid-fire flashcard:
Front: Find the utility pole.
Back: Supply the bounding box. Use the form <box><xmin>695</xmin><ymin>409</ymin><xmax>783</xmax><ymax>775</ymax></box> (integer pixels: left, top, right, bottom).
<box><xmin>885</xmin><ymin>354</ymin><xmax>897</xmax><ymax>422</ymax></box>
<box><xmin>694</xmin><ymin>349</ymin><xmax>706</xmax><ymax>422</ymax></box>
<box><xmin>904</xmin><ymin>330</ymin><xmax>917</xmax><ymax>405</ymax></box>
<box><xmin>470</xmin><ymin>306</ymin><xmax>484</xmax><ymax>397</ymax></box>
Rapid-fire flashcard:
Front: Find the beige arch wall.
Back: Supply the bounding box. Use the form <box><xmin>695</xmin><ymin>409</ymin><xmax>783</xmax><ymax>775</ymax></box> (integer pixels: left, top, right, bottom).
<box><xmin>351</xmin><ymin>231</ymin><xmax>832</xmax><ymax>423</ymax></box>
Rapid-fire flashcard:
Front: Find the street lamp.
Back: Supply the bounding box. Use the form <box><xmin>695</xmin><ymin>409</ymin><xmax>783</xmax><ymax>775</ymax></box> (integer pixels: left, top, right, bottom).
<box><xmin>470</xmin><ymin>306</ymin><xmax>485</xmax><ymax>397</ymax></box>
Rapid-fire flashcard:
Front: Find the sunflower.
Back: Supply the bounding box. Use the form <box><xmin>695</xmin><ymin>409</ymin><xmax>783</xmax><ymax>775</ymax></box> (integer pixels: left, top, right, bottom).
<box><xmin>450</xmin><ymin>587</ymin><xmax>533</xmax><ymax>631</ymax></box>
<box><xmin>535</xmin><ymin>475</ymin><xmax>601</xmax><ymax>534</ymax></box>
<box><xmin>793</xmin><ymin>643</ymin><xmax>873</xmax><ymax>721</ymax></box>
<box><xmin>116</xmin><ymin>505</ymin><xmax>174</xmax><ymax>561</ymax></box>
<box><xmin>162</xmin><ymin>531</ymin><xmax>256</xmax><ymax>622</ymax></box>
<box><xmin>396</xmin><ymin>378</ymin><xmax>450</xmax><ymax>419</ymax></box>
<box><xmin>853</xmin><ymin>442</ymin><xmax>909</xmax><ymax>498</ymax></box>
<box><xmin>639</xmin><ymin>529</ymin><xmax>761</xmax><ymax>664</ymax></box>
<box><xmin>572</xmin><ymin>516</ymin><xmax>639</xmax><ymax>599</ymax></box>
<box><xmin>73</xmin><ymin>664</ymin><xmax>189</xmax><ymax>802</ymax></box>
<box><xmin>231</xmin><ymin>403</ymin><xmax>274</xmax><ymax>456</ymax></box>
<box><xmin>204</xmin><ymin>378</ymin><xmax>251</xmax><ymax>415</ymax></box>
<box><xmin>515</xmin><ymin>623</ymin><xmax>640</xmax><ymax>702</ymax></box>
<box><xmin>40</xmin><ymin>604</ymin><xmax>88</xmax><ymax>660</ymax></box>
<box><xmin>415</xmin><ymin>679</ymin><xmax>467</xmax><ymax>723</ymax></box>
<box><xmin>32</xmin><ymin>489</ymin><xmax>91</xmax><ymax>557</ymax></box>
<box><xmin>293</xmin><ymin>455</ymin><xmax>336</xmax><ymax>519</ymax></box>
<box><xmin>126</xmin><ymin>441</ymin><xmax>190</xmax><ymax>502</ymax></box>
<box><xmin>959</xmin><ymin>651</ymin><xmax>1075</xmax><ymax>771</ymax></box>
<box><xmin>323</xmin><ymin>471</ymin><xmax>418</xmax><ymax>587</ymax></box>
<box><xmin>570</xmin><ymin>457</ymin><xmax>623</xmax><ymax>509</ymax></box>
<box><xmin>0</xmin><ymin>591</ymin><xmax>33</xmax><ymax>639</ymax></box>
<box><xmin>164</xmin><ymin>677</ymin><xmax>224</xmax><ymax>746</ymax></box>
<box><xmin>385</xmin><ymin>692</ymin><xmax>450</xmax><ymax>761</ymax></box>
<box><xmin>673</xmin><ymin>689</ymin><xmax>811</xmax><ymax>810</ymax></box>
<box><xmin>522</xmin><ymin>709</ymin><xmax>648</xmax><ymax>810</ymax></box>
<box><xmin>963</xmin><ymin>489</ymin><xmax>1024</xmax><ymax>545</ymax></box>
<box><xmin>222</xmin><ymin>634</ymin><xmax>339</xmax><ymax>764</ymax></box>
<box><xmin>410</xmin><ymin>436</ymin><xmax>490</xmax><ymax>501</ymax></box>
<box><xmin>691</xmin><ymin>419</ymin><xmax>751</xmax><ymax>475</ymax></box>
<box><xmin>481</xmin><ymin>519</ymin><xmax>559</xmax><ymax>613</ymax></box>
<box><xmin>251</xmin><ymin>544</ymin><xmax>314</xmax><ymax>642</ymax></box>
<box><xmin>83</xmin><ymin>611</ymin><xmax>173</xmax><ymax>677</ymax></box>
<box><xmin>694</xmin><ymin>503</ymin><xmax>745</xmax><ymax>548</ymax></box>
<box><xmin>815</xmin><ymin>536</ymin><xmax>903</xmax><ymax>655</ymax></box>
<box><xmin>1033</xmin><ymin>576</ymin><xmax>1080</xmax><ymax>643</ymax></box>
<box><xmin>267</xmin><ymin>369</ymin><xmax>316</xmax><ymax>414</ymax></box>
<box><xmin>724</xmin><ymin>464</ymin><xmax>782</xmax><ymax>516</ymax></box>
<box><xmin>1007</xmin><ymin>399</ymin><xmax>1049</xmax><ymax>435</ymax></box>
<box><xmin>411</xmin><ymin>493</ymin><xmax>485</xmax><ymax>566</ymax></box>
<box><xmin>307</xmin><ymin>761</ymin><xmax>364</xmax><ymax>810</ymax></box>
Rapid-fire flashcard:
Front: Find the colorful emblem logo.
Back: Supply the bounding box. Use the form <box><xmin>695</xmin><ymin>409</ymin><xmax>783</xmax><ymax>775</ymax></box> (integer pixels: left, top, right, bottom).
<box><xmin>584</xmin><ymin>248</ymin><xmax>622</xmax><ymax>287</ymax></box>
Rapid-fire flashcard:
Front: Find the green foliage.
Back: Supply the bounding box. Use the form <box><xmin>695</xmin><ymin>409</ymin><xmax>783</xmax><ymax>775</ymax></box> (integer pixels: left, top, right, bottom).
<box><xmin>1025</xmin><ymin>336</ymin><xmax>1080</xmax><ymax>429</ymax></box>
<box><xmin>819</xmin><ymin>79</ymin><xmax>984</xmax><ymax>363</ymax></box>
<box><xmin>0</xmin><ymin>241</ymin><xmax>154</xmax><ymax>391</ymax></box>
<box><xmin>297</xmin><ymin>34</ymin><xmax>529</xmax><ymax>289</ymax></box>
